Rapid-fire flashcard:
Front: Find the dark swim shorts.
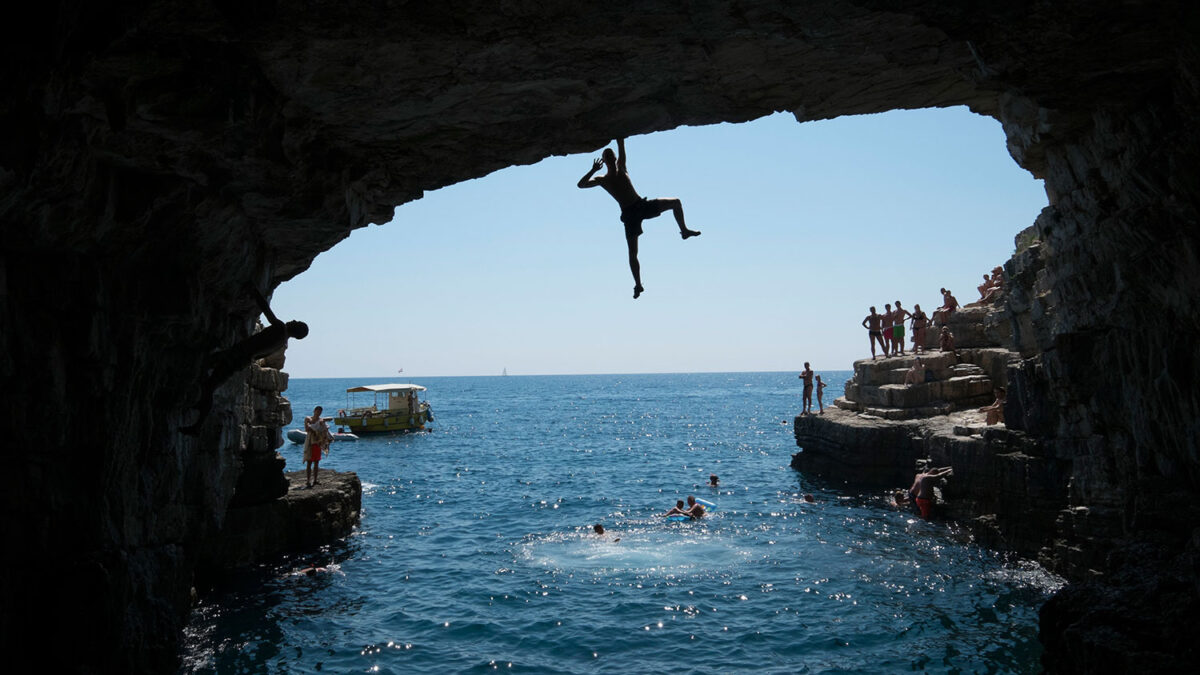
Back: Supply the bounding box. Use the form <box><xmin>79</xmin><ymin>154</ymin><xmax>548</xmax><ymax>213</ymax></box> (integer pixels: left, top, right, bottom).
<box><xmin>620</xmin><ymin>198</ymin><xmax>664</xmax><ymax>236</ymax></box>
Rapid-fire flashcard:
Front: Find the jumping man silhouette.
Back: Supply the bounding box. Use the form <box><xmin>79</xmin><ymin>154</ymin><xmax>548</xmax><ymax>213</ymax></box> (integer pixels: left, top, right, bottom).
<box><xmin>578</xmin><ymin>138</ymin><xmax>700</xmax><ymax>299</ymax></box>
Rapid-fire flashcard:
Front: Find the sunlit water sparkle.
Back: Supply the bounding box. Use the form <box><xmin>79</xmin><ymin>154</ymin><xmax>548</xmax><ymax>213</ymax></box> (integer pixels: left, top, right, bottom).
<box><xmin>180</xmin><ymin>372</ymin><xmax>1061</xmax><ymax>673</ymax></box>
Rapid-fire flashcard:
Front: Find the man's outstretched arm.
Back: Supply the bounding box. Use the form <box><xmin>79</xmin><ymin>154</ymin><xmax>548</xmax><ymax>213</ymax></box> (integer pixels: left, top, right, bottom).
<box><xmin>248</xmin><ymin>284</ymin><xmax>282</xmax><ymax>327</ymax></box>
<box><xmin>578</xmin><ymin>157</ymin><xmax>603</xmax><ymax>188</ymax></box>
<box><xmin>616</xmin><ymin>138</ymin><xmax>627</xmax><ymax>174</ymax></box>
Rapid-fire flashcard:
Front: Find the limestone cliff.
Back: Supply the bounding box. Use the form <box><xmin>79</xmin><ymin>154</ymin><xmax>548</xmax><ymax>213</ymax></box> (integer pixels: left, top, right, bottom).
<box><xmin>1</xmin><ymin>1</ymin><xmax>1198</xmax><ymax>671</ymax></box>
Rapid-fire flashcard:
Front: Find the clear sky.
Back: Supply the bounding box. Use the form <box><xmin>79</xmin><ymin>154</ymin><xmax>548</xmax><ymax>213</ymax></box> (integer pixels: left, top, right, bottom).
<box><xmin>272</xmin><ymin>107</ymin><xmax>1047</xmax><ymax>378</ymax></box>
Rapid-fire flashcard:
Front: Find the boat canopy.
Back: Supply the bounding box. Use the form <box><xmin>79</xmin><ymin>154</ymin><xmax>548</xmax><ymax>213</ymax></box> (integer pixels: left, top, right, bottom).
<box><xmin>345</xmin><ymin>383</ymin><xmax>426</xmax><ymax>393</ymax></box>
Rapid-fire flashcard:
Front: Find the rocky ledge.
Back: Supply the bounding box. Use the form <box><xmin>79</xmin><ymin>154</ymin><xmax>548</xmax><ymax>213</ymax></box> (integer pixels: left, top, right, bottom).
<box><xmin>196</xmin><ymin>469</ymin><xmax>362</xmax><ymax>574</ymax></box>
<box><xmin>193</xmin><ymin>346</ymin><xmax>362</xmax><ymax>577</ymax></box>
<box><xmin>793</xmin><ymin>237</ymin><xmax>1200</xmax><ymax>670</ymax></box>
<box><xmin>793</xmin><ymin>278</ymin><xmax>1076</xmax><ymax>567</ymax></box>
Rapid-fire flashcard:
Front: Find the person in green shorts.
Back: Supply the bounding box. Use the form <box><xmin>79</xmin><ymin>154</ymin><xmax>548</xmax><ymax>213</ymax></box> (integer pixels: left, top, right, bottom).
<box><xmin>892</xmin><ymin>301</ymin><xmax>912</xmax><ymax>355</ymax></box>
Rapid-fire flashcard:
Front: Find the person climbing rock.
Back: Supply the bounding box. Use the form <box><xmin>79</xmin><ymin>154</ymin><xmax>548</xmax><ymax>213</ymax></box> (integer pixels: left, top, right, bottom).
<box><xmin>577</xmin><ymin>137</ymin><xmax>700</xmax><ymax>299</ymax></box>
<box><xmin>181</xmin><ymin>285</ymin><xmax>308</xmax><ymax>435</ymax></box>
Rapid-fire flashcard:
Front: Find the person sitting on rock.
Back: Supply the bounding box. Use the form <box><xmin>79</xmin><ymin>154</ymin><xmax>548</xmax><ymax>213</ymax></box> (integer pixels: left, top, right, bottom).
<box><xmin>933</xmin><ymin>288</ymin><xmax>958</xmax><ymax>325</ymax></box>
<box><xmin>908</xmin><ymin>466</ymin><xmax>953</xmax><ymax>519</ymax></box>
<box><xmin>862</xmin><ymin>306</ymin><xmax>889</xmax><ymax>359</ymax></box>
<box><xmin>181</xmin><ymin>285</ymin><xmax>309</xmax><ymax>435</ymax></box>
<box><xmin>577</xmin><ymin>137</ymin><xmax>701</xmax><ymax>299</ymax></box>
<box><xmin>904</xmin><ymin>358</ymin><xmax>925</xmax><ymax>387</ymax></box>
<box><xmin>979</xmin><ymin>387</ymin><xmax>1006</xmax><ymax>425</ymax></box>
<box><xmin>939</xmin><ymin>326</ymin><xmax>958</xmax><ymax>358</ymax></box>
<box><xmin>980</xmin><ymin>268</ymin><xmax>1005</xmax><ymax>304</ymax></box>
<box><xmin>973</xmin><ymin>273</ymin><xmax>994</xmax><ymax>304</ymax></box>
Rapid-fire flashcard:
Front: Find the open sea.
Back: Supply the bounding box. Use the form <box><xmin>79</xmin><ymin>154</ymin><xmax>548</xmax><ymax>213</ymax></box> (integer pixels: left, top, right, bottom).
<box><xmin>179</xmin><ymin>371</ymin><xmax>1062</xmax><ymax>674</ymax></box>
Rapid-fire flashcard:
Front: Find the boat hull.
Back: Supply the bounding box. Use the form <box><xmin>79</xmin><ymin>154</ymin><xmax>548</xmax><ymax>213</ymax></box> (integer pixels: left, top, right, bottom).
<box><xmin>333</xmin><ymin>409</ymin><xmax>431</xmax><ymax>435</ymax></box>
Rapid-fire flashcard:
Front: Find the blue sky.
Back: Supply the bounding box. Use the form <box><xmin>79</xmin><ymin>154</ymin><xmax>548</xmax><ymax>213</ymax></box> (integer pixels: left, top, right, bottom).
<box><xmin>272</xmin><ymin>107</ymin><xmax>1046</xmax><ymax>378</ymax></box>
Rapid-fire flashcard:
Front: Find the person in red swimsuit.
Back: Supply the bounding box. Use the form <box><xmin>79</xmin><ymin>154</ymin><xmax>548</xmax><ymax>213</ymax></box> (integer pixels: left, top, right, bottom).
<box><xmin>908</xmin><ymin>466</ymin><xmax>953</xmax><ymax>519</ymax></box>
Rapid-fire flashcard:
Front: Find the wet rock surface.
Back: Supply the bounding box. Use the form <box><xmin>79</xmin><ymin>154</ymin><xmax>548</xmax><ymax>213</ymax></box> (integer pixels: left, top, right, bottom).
<box><xmin>1</xmin><ymin>1</ymin><xmax>1198</xmax><ymax>671</ymax></box>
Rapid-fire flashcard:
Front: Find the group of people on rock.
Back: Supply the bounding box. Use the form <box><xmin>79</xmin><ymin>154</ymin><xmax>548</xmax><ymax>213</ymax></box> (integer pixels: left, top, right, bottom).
<box><xmin>797</xmin><ymin>362</ymin><xmax>828</xmax><ymax>415</ymax></box>
<box><xmin>860</xmin><ymin>300</ymin><xmax>929</xmax><ymax>359</ymax></box>
<box><xmin>859</xmin><ymin>270</ymin><xmax>1007</xmax><ymax>360</ymax></box>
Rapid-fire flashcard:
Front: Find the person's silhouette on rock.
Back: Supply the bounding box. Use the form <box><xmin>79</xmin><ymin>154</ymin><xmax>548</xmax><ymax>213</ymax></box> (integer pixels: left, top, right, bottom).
<box><xmin>578</xmin><ymin>138</ymin><xmax>700</xmax><ymax>299</ymax></box>
<box><xmin>181</xmin><ymin>285</ymin><xmax>308</xmax><ymax>435</ymax></box>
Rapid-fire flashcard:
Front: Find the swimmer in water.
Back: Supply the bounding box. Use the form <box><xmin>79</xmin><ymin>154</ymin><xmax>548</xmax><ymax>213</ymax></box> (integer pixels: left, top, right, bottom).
<box><xmin>709</xmin><ymin>473</ymin><xmax>719</xmax><ymax>487</ymax></box>
<box><xmin>661</xmin><ymin>500</ymin><xmax>687</xmax><ymax>517</ymax></box>
<box><xmin>684</xmin><ymin>495</ymin><xmax>706</xmax><ymax>519</ymax></box>
<box><xmin>291</xmin><ymin>564</ymin><xmax>343</xmax><ymax>577</ymax></box>
<box><xmin>593</xmin><ymin>523</ymin><xmax>620</xmax><ymax>542</ymax></box>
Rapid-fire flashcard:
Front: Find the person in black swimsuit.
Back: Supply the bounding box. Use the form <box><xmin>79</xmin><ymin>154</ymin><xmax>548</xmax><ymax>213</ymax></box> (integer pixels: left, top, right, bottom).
<box><xmin>578</xmin><ymin>138</ymin><xmax>701</xmax><ymax>299</ymax></box>
<box><xmin>862</xmin><ymin>306</ymin><xmax>888</xmax><ymax>359</ymax></box>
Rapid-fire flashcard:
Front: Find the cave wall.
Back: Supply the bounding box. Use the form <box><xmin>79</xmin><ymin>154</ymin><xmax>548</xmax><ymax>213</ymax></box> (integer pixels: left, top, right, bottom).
<box><xmin>1</xmin><ymin>1</ymin><xmax>1197</xmax><ymax>671</ymax></box>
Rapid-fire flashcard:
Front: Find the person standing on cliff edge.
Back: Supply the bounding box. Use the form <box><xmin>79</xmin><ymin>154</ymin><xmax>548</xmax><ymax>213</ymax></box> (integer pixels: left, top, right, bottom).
<box><xmin>578</xmin><ymin>138</ymin><xmax>701</xmax><ymax>299</ymax></box>
<box><xmin>799</xmin><ymin>362</ymin><xmax>814</xmax><ymax>414</ymax></box>
<box><xmin>862</xmin><ymin>307</ymin><xmax>889</xmax><ymax>359</ymax></box>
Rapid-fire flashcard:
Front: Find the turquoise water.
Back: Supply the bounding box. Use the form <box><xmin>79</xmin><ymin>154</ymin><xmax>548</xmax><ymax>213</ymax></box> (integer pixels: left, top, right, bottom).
<box><xmin>180</xmin><ymin>372</ymin><xmax>1061</xmax><ymax>673</ymax></box>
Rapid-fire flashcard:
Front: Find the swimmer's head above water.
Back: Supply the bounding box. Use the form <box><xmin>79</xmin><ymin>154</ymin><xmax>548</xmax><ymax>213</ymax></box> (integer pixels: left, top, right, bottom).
<box><xmin>593</xmin><ymin>524</ymin><xmax>605</xmax><ymax>535</ymax></box>
<box><xmin>709</xmin><ymin>474</ymin><xmax>719</xmax><ymax>486</ymax></box>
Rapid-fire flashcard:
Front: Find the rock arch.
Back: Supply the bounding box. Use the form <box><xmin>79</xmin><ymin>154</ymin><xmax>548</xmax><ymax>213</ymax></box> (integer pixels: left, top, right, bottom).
<box><xmin>1</xmin><ymin>2</ymin><xmax>1196</xmax><ymax>671</ymax></box>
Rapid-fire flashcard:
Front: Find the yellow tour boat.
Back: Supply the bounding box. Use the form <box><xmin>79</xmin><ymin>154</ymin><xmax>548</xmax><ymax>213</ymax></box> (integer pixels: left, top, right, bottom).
<box><xmin>333</xmin><ymin>383</ymin><xmax>433</xmax><ymax>434</ymax></box>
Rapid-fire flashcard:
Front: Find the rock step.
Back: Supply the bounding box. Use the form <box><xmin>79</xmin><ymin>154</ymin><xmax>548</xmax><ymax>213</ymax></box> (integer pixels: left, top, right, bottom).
<box><xmin>850</xmin><ymin>347</ymin><xmax>1018</xmax><ymax>389</ymax></box>
<box><xmin>867</xmin><ymin>362</ymin><xmax>986</xmax><ymax>386</ymax></box>
<box><xmin>832</xmin><ymin>396</ymin><xmax>994</xmax><ymax>420</ymax></box>
<box><xmin>847</xmin><ymin>374</ymin><xmax>995</xmax><ymax>408</ymax></box>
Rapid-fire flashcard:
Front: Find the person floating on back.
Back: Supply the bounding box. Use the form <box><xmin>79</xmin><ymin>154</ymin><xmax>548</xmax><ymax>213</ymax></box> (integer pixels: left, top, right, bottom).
<box><xmin>577</xmin><ymin>138</ymin><xmax>701</xmax><ymax>299</ymax></box>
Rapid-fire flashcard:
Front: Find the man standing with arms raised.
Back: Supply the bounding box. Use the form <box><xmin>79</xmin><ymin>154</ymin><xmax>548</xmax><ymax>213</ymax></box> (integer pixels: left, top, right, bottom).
<box><xmin>578</xmin><ymin>138</ymin><xmax>701</xmax><ymax>299</ymax></box>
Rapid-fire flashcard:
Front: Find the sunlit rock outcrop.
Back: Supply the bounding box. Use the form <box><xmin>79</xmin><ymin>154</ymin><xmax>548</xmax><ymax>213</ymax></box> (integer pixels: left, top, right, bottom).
<box><xmin>1</xmin><ymin>1</ymin><xmax>1196</xmax><ymax>671</ymax></box>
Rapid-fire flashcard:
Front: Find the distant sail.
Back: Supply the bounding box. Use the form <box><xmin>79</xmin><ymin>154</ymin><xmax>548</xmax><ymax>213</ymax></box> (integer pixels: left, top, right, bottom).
<box><xmin>502</xmin><ymin>367</ymin><xmax>508</xmax><ymax>376</ymax></box>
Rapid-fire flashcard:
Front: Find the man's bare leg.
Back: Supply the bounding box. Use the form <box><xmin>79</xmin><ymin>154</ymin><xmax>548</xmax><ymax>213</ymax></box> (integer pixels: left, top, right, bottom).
<box><xmin>626</xmin><ymin>232</ymin><xmax>644</xmax><ymax>299</ymax></box>
<box><xmin>665</xmin><ymin>198</ymin><xmax>701</xmax><ymax>239</ymax></box>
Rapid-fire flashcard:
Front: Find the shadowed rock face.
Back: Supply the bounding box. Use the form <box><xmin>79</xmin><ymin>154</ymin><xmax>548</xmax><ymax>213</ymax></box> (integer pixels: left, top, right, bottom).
<box><xmin>1</xmin><ymin>1</ymin><xmax>1197</xmax><ymax>671</ymax></box>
